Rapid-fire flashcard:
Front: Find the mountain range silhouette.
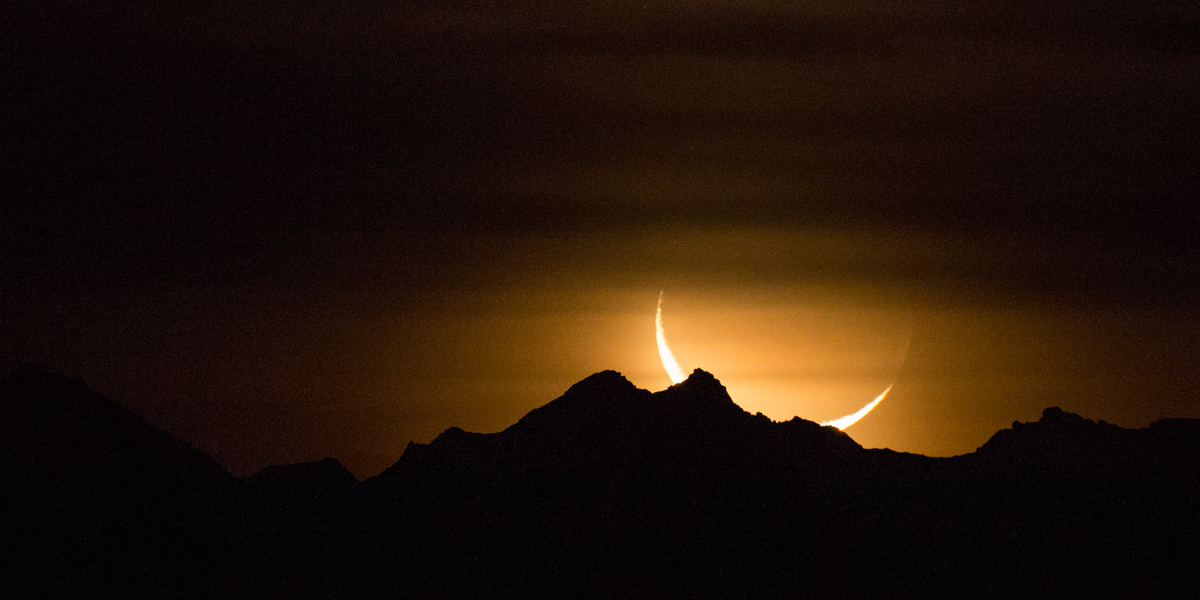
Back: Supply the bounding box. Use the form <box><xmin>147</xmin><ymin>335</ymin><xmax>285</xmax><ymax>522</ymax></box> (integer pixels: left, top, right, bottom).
<box><xmin>3</xmin><ymin>365</ymin><xmax>1198</xmax><ymax>598</ymax></box>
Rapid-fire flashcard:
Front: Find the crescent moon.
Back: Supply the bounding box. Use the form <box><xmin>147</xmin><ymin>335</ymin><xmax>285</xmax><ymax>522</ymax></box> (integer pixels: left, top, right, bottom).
<box><xmin>656</xmin><ymin>291</ymin><xmax>687</xmax><ymax>384</ymax></box>
<box><xmin>818</xmin><ymin>385</ymin><xmax>891</xmax><ymax>430</ymax></box>
<box><xmin>655</xmin><ymin>291</ymin><xmax>897</xmax><ymax>430</ymax></box>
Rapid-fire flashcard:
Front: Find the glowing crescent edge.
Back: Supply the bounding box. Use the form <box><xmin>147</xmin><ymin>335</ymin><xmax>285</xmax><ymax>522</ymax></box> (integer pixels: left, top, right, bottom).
<box><xmin>656</xmin><ymin>291</ymin><xmax>687</xmax><ymax>384</ymax></box>
<box><xmin>819</xmin><ymin>385</ymin><xmax>891</xmax><ymax>430</ymax></box>
<box><xmin>655</xmin><ymin>291</ymin><xmax>893</xmax><ymax>430</ymax></box>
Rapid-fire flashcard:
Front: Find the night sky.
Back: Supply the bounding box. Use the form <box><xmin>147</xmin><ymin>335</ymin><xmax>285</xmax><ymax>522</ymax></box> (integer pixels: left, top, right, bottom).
<box><xmin>4</xmin><ymin>0</ymin><xmax>1199</xmax><ymax>477</ymax></box>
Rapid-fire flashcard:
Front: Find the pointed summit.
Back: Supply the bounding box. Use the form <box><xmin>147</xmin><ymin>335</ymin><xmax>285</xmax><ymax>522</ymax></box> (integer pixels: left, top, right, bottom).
<box><xmin>507</xmin><ymin>370</ymin><xmax>651</xmax><ymax>435</ymax></box>
<box><xmin>562</xmin><ymin>369</ymin><xmax>638</xmax><ymax>398</ymax></box>
<box><xmin>681</xmin><ymin>368</ymin><xmax>719</xmax><ymax>387</ymax></box>
<box><xmin>0</xmin><ymin>365</ymin><xmax>231</xmax><ymax>486</ymax></box>
<box><xmin>660</xmin><ymin>368</ymin><xmax>723</xmax><ymax>394</ymax></box>
<box><xmin>372</xmin><ymin>369</ymin><xmax>864</xmax><ymax>495</ymax></box>
<box><xmin>654</xmin><ymin>368</ymin><xmax>744</xmax><ymax>421</ymax></box>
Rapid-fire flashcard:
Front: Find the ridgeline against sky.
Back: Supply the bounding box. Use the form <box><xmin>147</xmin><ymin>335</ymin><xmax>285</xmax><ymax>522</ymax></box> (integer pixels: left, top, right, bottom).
<box><xmin>2</xmin><ymin>0</ymin><xmax>1199</xmax><ymax>476</ymax></box>
<box><xmin>4</xmin><ymin>366</ymin><xmax>1199</xmax><ymax>598</ymax></box>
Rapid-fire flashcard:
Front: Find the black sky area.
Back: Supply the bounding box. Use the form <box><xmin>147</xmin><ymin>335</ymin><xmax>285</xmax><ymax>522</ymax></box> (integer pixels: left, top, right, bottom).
<box><xmin>3</xmin><ymin>0</ymin><xmax>1199</xmax><ymax>476</ymax></box>
<box><xmin>5</xmin><ymin>1</ymin><xmax>1198</xmax><ymax>295</ymax></box>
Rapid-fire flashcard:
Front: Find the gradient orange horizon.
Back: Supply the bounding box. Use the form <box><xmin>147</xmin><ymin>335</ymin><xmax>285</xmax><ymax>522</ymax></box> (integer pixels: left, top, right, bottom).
<box><xmin>8</xmin><ymin>237</ymin><xmax>1199</xmax><ymax>479</ymax></box>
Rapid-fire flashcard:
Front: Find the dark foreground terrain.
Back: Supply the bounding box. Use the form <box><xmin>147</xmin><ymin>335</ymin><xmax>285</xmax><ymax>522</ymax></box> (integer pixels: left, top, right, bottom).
<box><xmin>3</xmin><ymin>366</ymin><xmax>1198</xmax><ymax>598</ymax></box>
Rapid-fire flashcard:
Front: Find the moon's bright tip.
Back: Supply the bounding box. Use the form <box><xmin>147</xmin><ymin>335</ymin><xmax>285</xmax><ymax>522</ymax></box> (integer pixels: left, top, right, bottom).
<box><xmin>656</xmin><ymin>291</ymin><xmax>687</xmax><ymax>384</ymax></box>
<box><xmin>820</xmin><ymin>385</ymin><xmax>892</xmax><ymax>431</ymax></box>
<box><xmin>653</xmin><ymin>292</ymin><xmax>896</xmax><ymax>429</ymax></box>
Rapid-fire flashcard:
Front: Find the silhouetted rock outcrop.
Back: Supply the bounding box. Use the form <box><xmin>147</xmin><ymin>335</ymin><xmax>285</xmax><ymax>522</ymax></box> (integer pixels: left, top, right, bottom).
<box><xmin>3</xmin><ymin>366</ymin><xmax>1198</xmax><ymax>599</ymax></box>
<box><xmin>364</xmin><ymin>369</ymin><xmax>875</xmax><ymax>598</ymax></box>
<box><xmin>0</xmin><ymin>366</ymin><xmax>243</xmax><ymax>599</ymax></box>
<box><xmin>0</xmin><ymin>367</ymin><xmax>388</xmax><ymax>599</ymax></box>
<box><xmin>371</xmin><ymin>369</ymin><xmax>859</xmax><ymax>497</ymax></box>
<box><xmin>1</xmin><ymin>365</ymin><xmax>232</xmax><ymax>488</ymax></box>
<box><xmin>973</xmin><ymin>406</ymin><xmax>1200</xmax><ymax>479</ymax></box>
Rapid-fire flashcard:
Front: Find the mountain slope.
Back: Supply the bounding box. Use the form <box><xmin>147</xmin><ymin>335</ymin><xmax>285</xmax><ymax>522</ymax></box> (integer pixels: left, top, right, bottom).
<box><xmin>362</xmin><ymin>370</ymin><xmax>1200</xmax><ymax>599</ymax></box>
<box><xmin>3</xmin><ymin>366</ymin><xmax>1198</xmax><ymax>598</ymax></box>
<box><xmin>371</xmin><ymin>369</ymin><xmax>860</xmax><ymax>496</ymax></box>
<box><xmin>0</xmin><ymin>366</ymin><xmax>245</xmax><ymax>598</ymax></box>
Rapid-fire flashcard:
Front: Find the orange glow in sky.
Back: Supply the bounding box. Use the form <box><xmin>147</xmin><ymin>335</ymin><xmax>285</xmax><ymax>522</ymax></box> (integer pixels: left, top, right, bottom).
<box><xmin>649</xmin><ymin>288</ymin><xmax>911</xmax><ymax>430</ymax></box>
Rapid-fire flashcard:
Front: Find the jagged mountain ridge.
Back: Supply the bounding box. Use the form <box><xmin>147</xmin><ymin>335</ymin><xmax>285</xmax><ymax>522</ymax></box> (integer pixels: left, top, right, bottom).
<box><xmin>3</xmin><ymin>365</ymin><xmax>1198</xmax><ymax>599</ymax></box>
<box><xmin>972</xmin><ymin>405</ymin><xmax>1200</xmax><ymax>475</ymax></box>
<box><xmin>370</xmin><ymin>369</ymin><xmax>861</xmax><ymax>496</ymax></box>
<box><xmin>0</xmin><ymin>365</ymin><xmax>233</xmax><ymax>488</ymax></box>
<box><xmin>360</xmin><ymin>369</ymin><xmax>1200</xmax><ymax>599</ymax></box>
